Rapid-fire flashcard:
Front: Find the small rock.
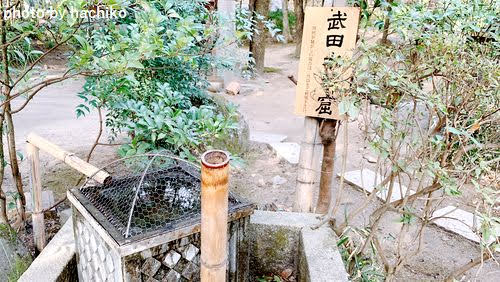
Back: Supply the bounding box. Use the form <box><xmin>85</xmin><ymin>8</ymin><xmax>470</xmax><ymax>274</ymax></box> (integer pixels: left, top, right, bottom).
<box><xmin>141</xmin><ymin>258</ymin><xmax>161</xmax><ymax>277</ymax></box>
<box><xmin>163</xmin><ymin>250</ymin><xmax>181</xmax><ymax>268</ymax></box>
<box><xmin>179</xmin><ymin>237</ymin><xmax>190</xmax><ymax>247</ymax></box>
<box><xmin>164</xmin><ymin>269</ymin><xmax>181</xmax><ymax>282</ymax></box>
<box><xmin>281</xmin><ymin>268</ymin><xmax>293</xmax><ymax>279</ymax></box>
<box><xmin>269</xmin><ymin>142</ymin><xmax>300</xmax><ymax>164</ymax></box>
<box><xmin>272</xmin><ymin>175</ymin><xmax>287</xmax><ymax>186</ymax></box>
<box><xmin>181</xmin><ymin>244</ymin><xmax>199</xmax><ymax>261</ymax></box>
<box><xmin>140</xmin><ymin>249</ymin><xmax>153</xmax><ymax>259</ymax></box>
<box><xmin>289</xmin><ymin>275</ymin><xmax>296</xmax><ymax>282</ymax></box>
<box><xmin>257</xmin><ymin>178</ymin><xmax>266</xmax><ymax>187</ymax></box>
<box><xmin>225</xmin><ymin>81</ymin><xmax>241</xmax><ymax>95</ymax></box>
<box><xmin>181</xmin><ymin>262</ymin><xmax>199</xmax><ymax>280</ymax></box>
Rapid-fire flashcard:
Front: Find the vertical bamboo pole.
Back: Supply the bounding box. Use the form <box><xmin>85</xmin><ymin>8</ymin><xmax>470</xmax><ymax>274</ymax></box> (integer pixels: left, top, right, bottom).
<box><xmin>200</xmin><ymin>150</ymin><xmax>230</xmax><ymax>282</ymax></box>
<box><xmin>27</xmin><ymin>142</ymin><xmax>45</xmax><ymax>251</ymax></box>
<box><xmin>294</xmin><ymin>117</ymin><xmax>323</xmax><ymax>212</ymax></box>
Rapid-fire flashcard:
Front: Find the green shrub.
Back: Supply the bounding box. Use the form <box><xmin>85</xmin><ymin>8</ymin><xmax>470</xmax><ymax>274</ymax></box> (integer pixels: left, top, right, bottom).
<box><xmin>74</xmin><ymin>0</ymin><xmax>240</xmax><ymax>160</ymax></box>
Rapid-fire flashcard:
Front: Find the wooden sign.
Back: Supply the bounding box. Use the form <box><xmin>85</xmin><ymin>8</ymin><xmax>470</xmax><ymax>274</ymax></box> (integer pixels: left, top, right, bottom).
<box><xmin>294</xmin><ymin>7</ymin><xmax>360</xmax><ymax>119</ymax></box>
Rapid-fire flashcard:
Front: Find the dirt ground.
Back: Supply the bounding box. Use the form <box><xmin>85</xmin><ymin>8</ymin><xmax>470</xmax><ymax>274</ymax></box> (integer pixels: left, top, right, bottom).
<box><xmin>6</xmin><ymin>44</ymin><xmax>499</xmax><ymax>280</ymax></box>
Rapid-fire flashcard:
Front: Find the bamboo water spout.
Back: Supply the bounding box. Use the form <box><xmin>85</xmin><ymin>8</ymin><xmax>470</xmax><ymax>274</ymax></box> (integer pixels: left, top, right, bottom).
<box><xmin>200</xmin><ymin>150</ymin><xmax>230</xmax><ymax>282</ymax></box>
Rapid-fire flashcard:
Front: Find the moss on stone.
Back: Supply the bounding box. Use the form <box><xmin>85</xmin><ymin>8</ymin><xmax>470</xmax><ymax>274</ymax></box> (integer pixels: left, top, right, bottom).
<box><xmin>264</xmin><ymin>229</ymin><xmax>289</xmax><ymax>261</ymax></box>
<box><xmin>273</xmin><ymin>229</ymin><xmax>289</xmax><ymax>249</ymax></box>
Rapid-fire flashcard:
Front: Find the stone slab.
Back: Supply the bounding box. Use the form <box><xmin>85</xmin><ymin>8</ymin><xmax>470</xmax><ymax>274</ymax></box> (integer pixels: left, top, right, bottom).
<box><xmin>431</xmin><ymin>206</ymin><xmax>499</xmax><ymax>244</ymax></box>
<box><xmin>249</xmin><ymin>131</ymin><xmax>287</xmax><ymax>144</ymax></box>
<box><xmin>269</xmin><ymin>142</ymin><xmax>300</xmax><ymax>164</ymax></box>
<box><xmin>24</xmin><ymin>191</ymin><xmax>54</xmax><ymax>212</ymax></box>
<box><xmin>248</xmin><ymin>213</ymin><xmax>304</xmax><ymax>277</ymax></box>
<box><xmin>340</xmin><ymin>169</ymin><xmax>414</xmax><ymax>202</ymax></box>
<box><xmin>250</xmin><ymin>211</ymin><xmax>321</xmax><ymax>228</ymax></box>
<box><xmin>19</xmin><ymin>218</ymin><xmax>76</xmax><ymax>282</ymax></box>
<box><xmin>300</xmin><ymin>227</ymin><xmax>349</xmax><ymax>282</ymax></box>
<box><xmin>249</xmin><ymin>211</ymin><xmax>349</xmax><ymax>281</ymax></box>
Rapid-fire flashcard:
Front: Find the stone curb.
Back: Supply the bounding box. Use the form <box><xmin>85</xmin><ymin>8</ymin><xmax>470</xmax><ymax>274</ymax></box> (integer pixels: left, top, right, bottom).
<box><xmin>19</xmin><ymin>218</ymin><xmax>76</xmax><ymax>282</ymax></box>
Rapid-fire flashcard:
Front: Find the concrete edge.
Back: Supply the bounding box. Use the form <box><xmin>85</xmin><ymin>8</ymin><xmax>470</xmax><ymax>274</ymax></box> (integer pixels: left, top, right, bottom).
<box><xmin>250</xmin><ymin>211</ymin><xmax>322</xmax><ymax>228</ymax></box>
<box><xmin>19</xmin><ymin>218</ymin><xmax>76</xmax><ymax>282</ymax></box>
<box><xmin>300</xmin><ymin>227</ymin><xmax>349</xmax><ymax>282</ymax></box>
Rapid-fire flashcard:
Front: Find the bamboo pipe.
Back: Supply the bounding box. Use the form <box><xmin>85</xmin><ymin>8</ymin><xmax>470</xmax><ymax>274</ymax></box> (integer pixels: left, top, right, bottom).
<box><xmin>200</xmin><ymin>150</ymin><xmax>230</xmax><ymax>282</ymax></box>
<box><xmin>26</xmin><ymin>133</ymin><xmax>111</xmax><ymax>184</ymax></box>
<box><xmin>294</xmin><ymin>117</ymin><xmax>323</xmax><ymax>212</ymax></box>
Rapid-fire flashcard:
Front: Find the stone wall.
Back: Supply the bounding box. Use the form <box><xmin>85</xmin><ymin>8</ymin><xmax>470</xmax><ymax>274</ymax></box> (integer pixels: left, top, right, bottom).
<box><xmin>19</xmin><ymin>210</ymin><xmax>348</xmax><ymax>282</ymax></box>
<box><xmin>248</xmin><ymin>211</ymin><xmax>348</xmax><ymax>281</ymax></box>
<box><xmin>121</xmin><ymin>217</ymin><xmax>250</xmax><ymax>282</ymax></box>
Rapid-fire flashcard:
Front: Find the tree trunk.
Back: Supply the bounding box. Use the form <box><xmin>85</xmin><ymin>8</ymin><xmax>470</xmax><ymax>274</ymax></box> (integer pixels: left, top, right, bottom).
<box><xmin>282</xmin><ymin>0</ymin><xmax>292</xmax><ymax>43</ymax></box>
<box><xmin>293</xmin><ymin>0</ymin><xmax>305</xmax><ymax>57</ymax></box>
<box><xmin>315</xmin><ymin>119</ymin><xmax>338</xmax><ymax>213</ymax></box>
<box><xmin>5</xmin><ymin>106</ymin><xmax>26</xmax><ymax>219</ymax></box>
<box><xmin>0</xmin><ymin>190</ymin><xmax>7</xmax><ymax>224</ymax></box>
<box><xmin>0</xmin><ymin>0</ymin><xmax>10</xmax><ymax>225</ymax></box>
<box><xmin>381</xmin><ymin>0</ymin><xmax>393</xmax><ymax>44</ymax></box>
<box><xmin>0</xmin><ymin>131</ymin><xmax>7</xmax><ymax>224</ymax></box>
<box><xmin>249</xmin><ymin>0</ymin><xmax>271</xmax><ymax>73</ymax></box>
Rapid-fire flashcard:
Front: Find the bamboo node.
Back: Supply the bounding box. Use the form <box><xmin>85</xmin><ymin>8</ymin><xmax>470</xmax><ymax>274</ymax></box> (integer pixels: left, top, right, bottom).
<box><xmin>200</xmin><ymin>258</ymin><xmax>228</xmax><ymax>269</ymax></box>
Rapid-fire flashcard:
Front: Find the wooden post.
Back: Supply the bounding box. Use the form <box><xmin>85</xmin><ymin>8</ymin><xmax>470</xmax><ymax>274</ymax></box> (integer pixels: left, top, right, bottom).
<box><xmin>27</xmin><ymin>142</ymin><xmax>45</xmax><ymax>252</ymax></box>
<box><xmin>26</xmin><ymin>133</ymin><xmax>110</xmax><ymax>184</ymax></box>
<box><xmin>293</xmin><ymin>3</ymin><xmax>356</xmax><ymax>213</ymax></box>
<box><xmin>316</xmin><ymin>119</ymin><xmax>338</xmax><ymax>213</ymax></box>
<box><xmin>25</xmin><ymin>132</ymin><xmax>112</xmax><ymax>252</ymax></box>
<box><xmin>200</xmin><ymin>150</ymin><xmax>230</xmax><ymax>282</ymax></box>
<box><xmin>294</xmin><ymin>117</ymin><xmax>323</xmax><ymax>212</ymax></box>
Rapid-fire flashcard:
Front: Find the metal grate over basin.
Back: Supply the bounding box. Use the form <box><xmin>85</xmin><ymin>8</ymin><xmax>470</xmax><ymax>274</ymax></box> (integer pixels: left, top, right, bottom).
<box><xmin>68</xmin><ymin>154</ymin><xmax>253</xmax><ymax>245</ymax></box>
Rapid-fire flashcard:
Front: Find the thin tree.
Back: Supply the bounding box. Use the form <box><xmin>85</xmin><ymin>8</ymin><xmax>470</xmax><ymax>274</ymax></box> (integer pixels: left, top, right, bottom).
<box><xmin>282</xmin><ymin>0</ymin><xmax>292</xmax><ymax>43</ymax></box>
<box><xmin>293</xmin><ymin>0</ymin><xmax>305</xmax><ymax>57</ymax></box>
<box><xmin>249</xmin><ymin>0</ymin><xmax>271</xmax><ymax>72</ymax></box>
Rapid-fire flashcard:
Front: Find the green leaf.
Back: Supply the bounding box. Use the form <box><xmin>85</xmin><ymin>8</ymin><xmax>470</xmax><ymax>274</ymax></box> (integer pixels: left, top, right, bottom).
<box><xmin>16</xmin><ymin>151</ymin><xmax>24</xmax><ymax>162</ymax></box>
<box><xmin>73</xmin><ymin>34</ymin><xmax>87</xmax><ymax>47</ymax></box>
<box><xmin>128</xmin><ymin>60</ymin><xmax>144</xmax><ymax>69</ymax></box>
<box><xmin>125</xmin><ymin>148</ymin><xmax>137</xmax><ymax>156</ymax></box>
<box><xmin>337</xmin><ymin>236</ymin><xmax>349</xmax><ymax>246</ymax></box>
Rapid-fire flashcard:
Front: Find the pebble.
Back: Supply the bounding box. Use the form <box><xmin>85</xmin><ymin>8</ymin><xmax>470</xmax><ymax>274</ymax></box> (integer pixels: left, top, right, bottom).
<box><xmin>225</xmin><ymin>81</ymin><xmax>241</xmax><ymax>95</ymax></box>
<box><xmin>272</xmin><ymin>175</ymin><xmax>287</xmax><ymax>186</ymax></box>
<box><xmin>257</xmin><ymin>178</ymin><xmax>266</xmax><ymax>187</ymax></box>
<box><xmin>281</xmin><ymin>268</ymin><xmax>293</xmax><ymax>279</ymax></box>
